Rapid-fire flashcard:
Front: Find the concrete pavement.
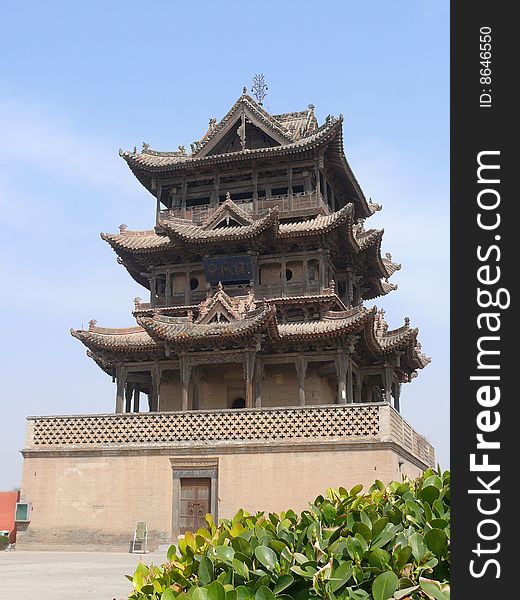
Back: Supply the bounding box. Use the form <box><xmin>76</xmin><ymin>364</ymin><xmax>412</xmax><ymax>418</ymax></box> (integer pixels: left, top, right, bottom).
<box><xmin>0</xmin><ymin>549</ymin><xmax>168</xmax><ymax>600</ymax></box>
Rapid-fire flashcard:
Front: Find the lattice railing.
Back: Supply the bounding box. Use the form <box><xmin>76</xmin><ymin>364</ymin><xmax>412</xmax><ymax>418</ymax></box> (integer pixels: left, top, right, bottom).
<box><xmin>25</xmin><ymin>403</ymin><xmax>435</xmax><ymax>467</ymax></box>
<box><xmin>27</xmin><ymin>405</ymin><xmax>379</xmax><ymax>448</ymax></box>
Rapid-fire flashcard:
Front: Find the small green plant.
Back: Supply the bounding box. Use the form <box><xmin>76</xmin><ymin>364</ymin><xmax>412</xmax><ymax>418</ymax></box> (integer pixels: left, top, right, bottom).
<box><xmin>128</xmin><ymin>469</ymin><xmax>450</xmax><ymax>600</ymax></box>
<box><xmin>0</xmin><ymin>533</ymin><xmax>9</xmax><ymax>550</ymax></box>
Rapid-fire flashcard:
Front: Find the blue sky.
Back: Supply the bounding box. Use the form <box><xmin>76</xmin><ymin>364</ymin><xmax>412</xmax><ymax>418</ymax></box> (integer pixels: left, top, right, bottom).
<box><xmin>0</xmin><ymin>1</ymin><xmax>449</xmax><ymax>488</ymax></box>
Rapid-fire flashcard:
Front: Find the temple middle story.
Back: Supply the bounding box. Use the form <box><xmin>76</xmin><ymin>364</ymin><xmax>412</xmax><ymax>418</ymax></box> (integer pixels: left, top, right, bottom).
<box><xmin>18</xmin><ymin>90</ymin><xmax>434</xmax><ymax>551</ymax></box>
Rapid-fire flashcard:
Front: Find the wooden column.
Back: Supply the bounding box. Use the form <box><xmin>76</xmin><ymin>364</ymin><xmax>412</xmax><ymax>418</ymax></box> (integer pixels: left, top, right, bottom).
<box><xmin>281</xmin><ymin>256</ymin><xmax>287</xmax><ymax>296</ymax></box>
<box><xmin>287</xmin><ymin>165</ymin><xmax>293</xmax><ymax>211</ymax></box>
<box><xmin>303</xmin><ymin>256</ymin><xmax>309</xmax><ymax>295</ymax></box>
<box><xmin>245</xmin><ymin>351</ymin><xmax>256</xmax><ymax>409</ymax></box>
<box><xmin>394</xmin><ymin>382</ymin><xmax>401</xmax><ymax>413</ymax></box>
<box><xmin>115</xmin><ymin>367</ymin><xmax>127</xmax><ymax>413</ymax></box>
<box><xmin>252</xmin><ymin>169</ymin><xmax>258</xmax><ymax>214</ymax></box>
<box><xmin>336</xmin><ymin>347</ymin><xmax>354</xmax><ymax>404</ymax></box>
<box><xmin>346</xmin><ymin>357</ymin><xmax>354</xmax><ymax>404</ymax></box>
<box><xmin>180</xmin><ymin>356</ymin><xmax>192</xmax><ymax>411</ymax></box>
<box><xmin>355</xmin><ymin>372</ymin><xmax>363</xmax><ymax>404</ymax></box>
<box><xmin>318</xmin><ymin>250</ymin><xmax>326</xmax><ymax>292</ymax></box>
<box><xmin>315</xmin><ymin>163</ymin><xmax>321</xmax><ymax>200</ymax></box>
<box><xmin>149</xmin><ymin>366</ymin><xmax>160</xmax><ymax>412</ymax></box>
<box><xmin>185</xmin><ymin>262</ymin><xmax>191</xmax><ymax>305</ymax></box>
<box><xmin>192</xmin><ymin>366</ymin><xmax>201</xmax><ymax>410</ymax></box>
<box><xmin>150</xmin><ymin>274</ymin><xmax>156</xmax><ymax>308</ymax></box>
<box><xmin>295</xmin><ymin>356</ymin><xmax>307</xmax><ymax>406</ymax></box>
<box><xmin>253</xmin><ymin>359</ymin><xmax>263</xmax><ymax>408</ymax></box>
<box><xmin>336</xmin><ymin>352</ymin><xmax>347</xmax><ymax>404</ymax></box>
<box><xmin>323</xmin><ymin>175</ymin><xmax>329</xmax><ymax>206</ymax></box>
<box><xmin>156</xmin><ymin>194</ymin><xmax>161</xmax><ymax>225</ymax></box>
<box><xmin>181</xmin><ymin>177</ymin><xmax>187</xmax><ymax>218</ymax></box>
<box><xmin>212</xmin><ymin>174</ymin><xmax>220</xmax><ymax>206</ymax></box>
<box><xmin>165</xmin><ymin>269</ymin><xmax>171</xmax><ymax>307</ymax></box>
<box><xmin>133</xmin><ymin>387</ymin><xmax>140</xmax><ymax>413</ymax></box>
<box><xmin>125</xmin><ymin>383</ymin><xmax>133</xmax><ymax>413</ymax></box>
<box><xmin>384</xmin><ymin>366</ymin><xmax>393</xmax><ymax>404</ymax></box>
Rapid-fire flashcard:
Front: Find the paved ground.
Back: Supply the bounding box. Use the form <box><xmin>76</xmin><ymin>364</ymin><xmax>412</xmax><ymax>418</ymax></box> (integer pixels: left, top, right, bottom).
<box><xmin>0</xmin><ymin>550</ymin><xmax>168</xmax><ymax>600</ymax></box>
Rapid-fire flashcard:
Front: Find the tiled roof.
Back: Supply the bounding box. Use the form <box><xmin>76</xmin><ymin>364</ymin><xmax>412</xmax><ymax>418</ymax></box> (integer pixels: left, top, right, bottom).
<box><xmin>277</xmin><ymin>306</ymin><xmax>374</xmax><ymax>340</ymax></box>
<box><xmin>119</xmin><ymin>117</ymin><xmax>342</xmax><ymax>171</ymax></box>
<box><xmin>278</xmin><ymin>204</ymin><xmax>353</xmax><ymax>237</ymax></box>
<box><xmin>70</xmin><ymin>325</ymin><xmax>157</xmax><ymax>352</ymax></box>
<box><xmin>382</xmin><ymin>255</ymin><xmax>401</xmax><ymax>277</ymax></box>
<box><xmin>272</xmin><ymin>107</ymin><xmax>318</xmax><ymax>141</ymax></box>
<box><xmin>158</xmin><ymin>210</ymin><xmax>278</xmax><ymax>244</ymax></box>
<box><xmin>201</xmin><ymin>196</ymin><xmax>254</xmax><ymax>229</ymax></box>
<box><xmin>101</xmin><ymin>228</ymin><xmax>171</xmax><ymax>253</ymax></box>
<box><xmin>104</xmin><ymin>203</ymin><xmax>355</xmax><ymax>253</ymax></box>
<box><xmin>137</xmin><ymin>304</ymin><xmax>276</xmax><ymax>345</ymax></box>
<box><xmin>72</xmin><ymin>289</ymin><xmax>429</xmax><ymax>372</ymax></box>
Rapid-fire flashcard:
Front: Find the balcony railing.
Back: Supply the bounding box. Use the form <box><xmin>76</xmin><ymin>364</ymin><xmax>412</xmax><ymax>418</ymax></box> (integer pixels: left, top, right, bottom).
<box><xmin>24</xmin><ymin>403</ymin><xmax>435</xmax><ymax>468</ymax></box>
<box><xmin>159</xmin><ymin>192</ymin><xmax>330</xmax><ymax>226</ymax></box>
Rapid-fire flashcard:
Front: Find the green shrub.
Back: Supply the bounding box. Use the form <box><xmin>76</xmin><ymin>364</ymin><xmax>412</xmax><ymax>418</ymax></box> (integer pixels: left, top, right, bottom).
<box><xmin>128</xmin><ymin>469</ymin><xmax>450</xmax><ymax>600</ymax></box>
<box><xmin>0</xmin><ymin>534</ymin><xmax>9</xmax><ymax>550</ymax></box>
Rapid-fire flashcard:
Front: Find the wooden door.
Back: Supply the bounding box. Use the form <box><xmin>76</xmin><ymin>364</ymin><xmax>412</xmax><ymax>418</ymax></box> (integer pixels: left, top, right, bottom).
<box><xmin>179</xmin><ymin>478</ymin><xmax>211</xmax><ymax>535</ymax></box>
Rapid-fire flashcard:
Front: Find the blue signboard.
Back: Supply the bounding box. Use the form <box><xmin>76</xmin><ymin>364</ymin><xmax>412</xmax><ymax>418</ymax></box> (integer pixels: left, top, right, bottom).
<box><xmin>203</xmin><ymin>255</ymin><xmax>253</xmax><ymax>284</ymax></box>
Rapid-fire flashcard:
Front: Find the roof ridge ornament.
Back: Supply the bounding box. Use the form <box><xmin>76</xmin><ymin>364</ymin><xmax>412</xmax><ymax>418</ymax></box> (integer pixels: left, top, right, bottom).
<box><xmin>251</xmin><ymin>74</ymin><xmax>268</xmax><ymax>106</ymax></box>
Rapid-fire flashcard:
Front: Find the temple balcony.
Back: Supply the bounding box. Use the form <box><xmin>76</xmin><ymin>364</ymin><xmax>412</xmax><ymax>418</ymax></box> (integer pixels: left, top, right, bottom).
<box><xmin>23</xmin><ymin>403</ymin><xmax>435</xmax><ymax>470</ymax></box>
<box><xmin>158</xmin><ymin>191</ymin><xmax>330</xmax><ymax>226</ymax></box>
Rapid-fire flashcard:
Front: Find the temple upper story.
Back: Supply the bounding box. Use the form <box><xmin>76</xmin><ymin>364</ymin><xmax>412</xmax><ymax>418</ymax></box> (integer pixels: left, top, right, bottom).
<box><xmin>71</xmin><ymin>90</ymin><xmax>430</xmax><ymax>417</ymax></box>
<box><xmin>119</xmin><ymin>91</ymin><xmax>376</xmax><ymax>226</ymax></box>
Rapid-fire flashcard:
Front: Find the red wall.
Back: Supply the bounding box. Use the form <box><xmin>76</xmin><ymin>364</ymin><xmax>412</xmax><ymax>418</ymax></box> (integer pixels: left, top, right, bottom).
<box><xmin>0</xmin><ymin>491</ymin><xmax>20</xmax><ymax>544</ymax></box>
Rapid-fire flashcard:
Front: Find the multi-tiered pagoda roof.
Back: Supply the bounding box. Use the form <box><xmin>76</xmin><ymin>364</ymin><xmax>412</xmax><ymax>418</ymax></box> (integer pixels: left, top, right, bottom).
<box><xmin>72</xmin><ymin>89</ymin><xmax>430</xmax><ymax>412</ymax></box>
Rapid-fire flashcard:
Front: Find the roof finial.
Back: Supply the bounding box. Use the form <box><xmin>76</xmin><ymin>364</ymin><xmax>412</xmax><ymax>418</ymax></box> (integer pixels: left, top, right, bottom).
<box><xmin>251</xmin><ymin>74</ymin><xmax>268</xmax><ymax>106</ymax></box>
<box><xmin>242</xmin><ymin>86</ymin><xmax>247</xmax><ymax>95</ymax></box>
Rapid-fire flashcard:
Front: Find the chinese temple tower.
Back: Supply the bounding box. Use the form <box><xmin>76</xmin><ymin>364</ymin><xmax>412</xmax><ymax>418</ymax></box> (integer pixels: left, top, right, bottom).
<box><xmin>18</xmin><ymin>90</ymin><xmax>434</xmax><ymax>551</ymax></box>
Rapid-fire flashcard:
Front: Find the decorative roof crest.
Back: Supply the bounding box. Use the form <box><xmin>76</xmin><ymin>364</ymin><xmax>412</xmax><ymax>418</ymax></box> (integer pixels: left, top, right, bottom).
<box><xmin>251</xmin><ymin>74</ymin><xmax>268</xmax><ymax>106</ymax></box>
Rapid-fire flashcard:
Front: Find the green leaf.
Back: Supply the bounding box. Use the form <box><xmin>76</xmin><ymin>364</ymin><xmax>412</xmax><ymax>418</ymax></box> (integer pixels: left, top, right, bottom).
<box><xmin>372</xmin><ymin>518</ymin><xmax>389</xmax><ymax>539</ymax></box>
<box><xmin>253</xmin><ymin>575</ymin><xmax>271</xmax><ymax>590</ymax></box>
<box><xmin>420</xmin><ymin>486</ymin><xmax>441</xmax><ymax>505</ymax></box>
<box><xmin>255</xmin><ymin>586</ymin><xmax>276</xmax><ymax>600</ymax></box>
<box><xmin>161</xmin><ymin>589</ymin><xmax>177</xmax><ymax>600</ymax></box>
<box><xmin>232</xmin><ymin>537</ymin><xmax>252</xmax><ymax>556</ymax></box>
<box><xmin>368</xmin><ymin>548</ymin><xmax>391</xmax><ymax>571</ymax></box>
<box><xmin>393</xmin><ymin>585</ymin><xmax>419</xmax><ymax>599</ymax></box>
<box><xmin>429</xmin><ymin>518</ymin><xmax>449</xmax><ymax>530</ymax></box>
<box><xmin>233</xmin><ymin>559</ymin><xmax>250</xmax><ymax>580</ymax></box>
<box><xmin>395</xmin><ymin>546</ymin><xmax>412</xmax><ymax>572</ymax></box>
<box><xmin>290</xmin><ymin>565</ymin><xmax>317</xmax><ymax>579</ymax></box>
<box><xmin>254</xmin><ymin>546</ymin><xmax>277</xmax><ymax>571</ymax></box>
<box><xmin>167</xmin><ymin>544</ymin><xmax>178</xmax><ymax>562</ymax></box>
<box><xmin>199</xmin><ymin>557</ymin><xmax>214</xmax><ymax>586</ymax></box>
<box><xmin>273</xmin><ymin>574</ymin><xmax>294</xmax><ymax>594</ymax></box>
<box><xmin>206</xmin><ymin>581</ymin><xmax>226</xmax><ymax>600</ymax></box>
<box><xmin>419</xmin><ymin>577</ymin><xmax>450</xmax><ymax>600</ymax></box>
<box><xmin>235</xmin><ymin>586</ymin><xmax>255</xmax><ymax>600</ymax></box>
<box><xmin>346</xmin><ymin>536</ymin><xmax>365</xmax><ymax>562</ymax></box>
<box><xmin>269</xmin><ymin>539</ymin><xmax>287</xmax><ymax>554</ymax></box>
<box><xmin>348</xmin><ymin>589</ymin><xmax>370</xmax><ymax>599</ymax></box>
<box><xmin>350</xmin><ymin>484</ymin><xmax>363</xmax><ymax>496</ymax></box>
<box><xmin>371</xmin><ymin>530</ymin><xmax>395</xmax><ymax>550</ymax></box>
<box><xmin>329</xmin><ymin>560</ymin><xmax>353</xmax><ymax>592</ymax></box>
<box><xmin>216</xmin><ymin>546</ymin><xmax>235</xmax><ymax>565</ymax></box>
<box><xmin>409</xmin><ymin>532</ymin><xmax>428</xmax><ymax>562</ymax></box>
<box><xmin>372</xmin><ymin>571</ymin><xmax>399</xmax><ymax>600</ymax></box>
<box><xmin>352</xmin><ymin>522</ymin><xmax>372</xmax><ymax>542</ymax></box>
<box><xmin>321</xmin><ymin>501</ymin><xmax>337</xmax><ymax>525</ymax></box>
<box><xmin>193</xmin><ymin>588</ymin><xmax>209</xmax><ymax>600</ymax></box>
<box><xmin>425</xmin><ymin>529</ymin><xmax>448</xmax><ymax>558</ymax></box>
<box><xmin>423</xmin><ymin>475</ymin><xmax>443</xmax><ymax>489</ymax></box>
